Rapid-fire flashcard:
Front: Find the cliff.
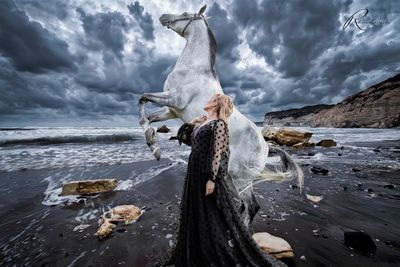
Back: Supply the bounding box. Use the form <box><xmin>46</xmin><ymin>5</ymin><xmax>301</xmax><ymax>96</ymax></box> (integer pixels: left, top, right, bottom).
<box><xmin>264</xmin><ymin>73</ymin><xmax>400</xmax><ymax>128</ymax></box>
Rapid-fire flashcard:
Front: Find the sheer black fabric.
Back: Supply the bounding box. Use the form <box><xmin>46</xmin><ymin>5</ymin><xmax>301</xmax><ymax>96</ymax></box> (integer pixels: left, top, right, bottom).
<box><xmin>154</xmin><ymin>119</ymin><xmax>287</xmax><ymax>267</ymax></box>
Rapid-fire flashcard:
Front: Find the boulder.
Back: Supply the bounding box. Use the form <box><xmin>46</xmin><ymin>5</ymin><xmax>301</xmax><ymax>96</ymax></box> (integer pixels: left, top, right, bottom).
<box><xmin>111</xmin><ymin>205</ymin><xmax>142</xmax><ymax>225</ymax></box>
<box><xmin>252</xmin><ymin>232</ymin><xmax>294</xmax><ymax>259</ymax></box>
<box><xmin>95</xmin><ymin>217</ymin><xmax>117</xmax><ymax>239</ymax></box>
<box><xmin>384</xmin><ymin>184</ymin><xmax>395</xmax><ymax>189</ymax></box>
<box><xmin>61</xmin><ymin>179</ymin><xmax>118</xmax><ymax>196</ymax></box>
<box><xmin>262</xmin><ymin>126</ymin><xmax>313</xmax><ymax>146</ymax></box>
<box><xmin>157</xmin><ymin>125</ymin><xmax>170</xmax><ymax>133</ymax></box>
<box><xmin>316</xmin><ymin>139</ymin><xmax>337</xmax><ymax>147</ymax></box>
<box><xmin>293</xmin><ymin>141</ymin><xmax>315</xmax><ymax>148</ymax></box>
<box><xmin>95</xmin><ymin>205</ymin><xmax>143</xmax><ymax>239</ymax></box>
<box><xmin>306</xmin><ymin>194</ymin><xmax>323</xmax><ymax>203</ymax></box>
<box><xmin>311</xmin><ymin>166</ymin><xmax>329</xmax><ymax>175</ymax></box>
<box><xmin>344</xmin><ymin>231</ymin><xmax>377</xmax><ymax>254</ymax></box>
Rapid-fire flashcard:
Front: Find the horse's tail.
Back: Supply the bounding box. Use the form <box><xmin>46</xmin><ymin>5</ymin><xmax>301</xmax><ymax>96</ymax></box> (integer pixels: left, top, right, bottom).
<box><xmin>249</xmin><ymin>142</ymin><xmax>304</xmax><ymax>194</ymax></box>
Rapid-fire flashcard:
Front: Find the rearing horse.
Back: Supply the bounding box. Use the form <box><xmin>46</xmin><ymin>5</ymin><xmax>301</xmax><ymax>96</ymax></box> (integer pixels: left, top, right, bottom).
<box><xmin>138</xmin><ymin>4</ymin><xmax>304</xmax><ymax>228</ymax></box>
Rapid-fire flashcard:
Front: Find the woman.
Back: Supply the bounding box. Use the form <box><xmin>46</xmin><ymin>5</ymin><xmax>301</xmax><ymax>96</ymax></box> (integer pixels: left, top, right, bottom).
<box><xmin>154</xmin><ymin>93</ymin><xmax>287</xmax><ymax>267</ymax></box>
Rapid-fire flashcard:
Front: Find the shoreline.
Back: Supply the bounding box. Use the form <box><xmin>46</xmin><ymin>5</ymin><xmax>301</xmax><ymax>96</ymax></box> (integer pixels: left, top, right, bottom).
<box><xmin>0</xmin><ymin>139</ymin><xmax>399</xmax><ymax>266</ymax></box>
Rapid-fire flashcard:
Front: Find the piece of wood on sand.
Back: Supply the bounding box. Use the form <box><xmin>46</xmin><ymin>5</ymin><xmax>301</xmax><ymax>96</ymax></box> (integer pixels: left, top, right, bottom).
<box><xmin>61</xmin><ymin>178</ymin><xmax>118</xmax><ymax>196</ymax></box>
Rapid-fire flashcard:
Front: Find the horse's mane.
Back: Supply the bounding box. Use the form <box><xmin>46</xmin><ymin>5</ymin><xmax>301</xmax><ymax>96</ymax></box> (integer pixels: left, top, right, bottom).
<box><xmin>206</xmin><ymin>25</ymin><xmax>217</xmax><ymax>79</ymax></box>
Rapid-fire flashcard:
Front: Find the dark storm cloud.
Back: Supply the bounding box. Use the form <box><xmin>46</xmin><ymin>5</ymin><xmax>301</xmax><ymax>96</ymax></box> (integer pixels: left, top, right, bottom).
<box><xmin>0</xmin><ymin>0</ymin><xmax>75</xmax><ymax>73</ymax></box>
<box><xmin>319</xmin><ymin>40</ymin><xmax>400</xmax><ymax>96</ymax></box>
<box><xmin>222</xmin><ymin>0</ymin><xmax>400</xmax><ymax>118</ymax></box>
<box><xmin>75</xmin><ymin>49</ymin><xmax>174</xmax><ymax>98</ymax></box>
<box><xmin>14</xmin><ymin>0</ymin><xmax>69</xmax><ymax>20</ymax></box>
<box><xmin>230</xmin><ymin>0</ymin><xmax>353</xmax><ymax>78</ymax></box>
<box><xmin>74</xmin><ymin>1</ymin><xmax>166</xmax><ymax>100</ymax></box>
<box><xmin>207</xmin><ymin>2</ymin><xmax>240</xmax><ymax>61</ymax></box>
<box><xmin>0</xmin><ymin>58</ymin><xmax>68</xmax><ymax>115</ymax></box>
<box><xmin>206</xmin><ymin>2</ymin><xmax>265</xmax><ymax>103</ymax></box>
<box><xmin>76</xmin><ymin>8</ymin><xmax>128</xmax><ymax>58</ymax></box>
<box><xmin>127</xmin><ymin>1</ymin><xmax>155</xmax><ymax>41</ymax></box>
<box><xmin>241</xmin><ymin>80</ymin><xmax>262</xmax><ymax>89</ymax></box>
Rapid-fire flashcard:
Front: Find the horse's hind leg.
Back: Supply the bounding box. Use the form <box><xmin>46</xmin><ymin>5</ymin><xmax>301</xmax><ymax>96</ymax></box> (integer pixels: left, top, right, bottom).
<box><xmin>225</xmin><ymin>173</ymin><xmax>244</xmax><ymax>213</ymax></box>
<box><xmin>240</xmin><ymin>186</ymin><xmax>260</xmax><ymax>229</ymax></box>
<box><xmin>148</xmin><ymin>106</ymin><xmax>177</xmax><ymax>123</ymax></box>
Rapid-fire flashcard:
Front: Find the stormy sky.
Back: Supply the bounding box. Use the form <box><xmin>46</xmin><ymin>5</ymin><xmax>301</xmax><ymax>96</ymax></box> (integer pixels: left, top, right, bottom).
<box><xmin>0</xmin><ymin>0</ymin><xmax>399</xmax><ymax>127</ymax></box>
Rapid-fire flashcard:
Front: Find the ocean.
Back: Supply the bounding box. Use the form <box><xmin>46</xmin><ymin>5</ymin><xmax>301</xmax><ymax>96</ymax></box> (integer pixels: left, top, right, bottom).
<box><xmin>1</xmin><ymin>126</ymin><xmax>399</xmax><ymax>173</ymax></box>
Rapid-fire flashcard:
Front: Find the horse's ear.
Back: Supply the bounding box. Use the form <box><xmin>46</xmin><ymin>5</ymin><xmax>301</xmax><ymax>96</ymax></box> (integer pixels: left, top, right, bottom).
<box><xmin>198</xmin><ymin>4</ymin><xmax>207</xmax><ymax>15</ymax></box>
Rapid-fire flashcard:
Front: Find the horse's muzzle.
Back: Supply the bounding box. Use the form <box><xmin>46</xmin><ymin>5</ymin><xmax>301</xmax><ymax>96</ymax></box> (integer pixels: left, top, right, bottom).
<box><xmin>159</xmin><ymin>14</ymin><xmax>170</xmax><ymax>26</ymax></box>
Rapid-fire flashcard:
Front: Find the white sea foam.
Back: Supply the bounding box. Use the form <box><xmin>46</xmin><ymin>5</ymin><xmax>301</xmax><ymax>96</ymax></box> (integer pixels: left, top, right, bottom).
<box><xmin>40</xmin><ymin>156</ymin><xmax>186</xmax><ymax>207</ymax></box>
<box><xmin>0</xmin><ymin>126</ymin><xmax>187</xmax><ymax>172</ymax></box>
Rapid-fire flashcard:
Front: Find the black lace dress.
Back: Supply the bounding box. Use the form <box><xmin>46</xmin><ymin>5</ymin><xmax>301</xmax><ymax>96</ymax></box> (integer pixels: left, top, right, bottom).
<box><xmin>154</xmin><ymin>119</ymin><xmax>287</xmax><ymax>267</ymax></box>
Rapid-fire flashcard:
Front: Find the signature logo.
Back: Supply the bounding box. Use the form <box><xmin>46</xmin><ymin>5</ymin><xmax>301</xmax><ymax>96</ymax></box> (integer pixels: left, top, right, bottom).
<box><xmin>343</xmin><ymin>8</ymin><xmax>391</xmax><ymax>30</ymax></box>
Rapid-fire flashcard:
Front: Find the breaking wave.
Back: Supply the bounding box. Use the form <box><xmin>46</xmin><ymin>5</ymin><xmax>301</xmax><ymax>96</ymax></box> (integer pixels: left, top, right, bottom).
<box><xmin>0</xmin><ymin>134</ymin><xmax>141</xmax><ymax>146</ymax></box>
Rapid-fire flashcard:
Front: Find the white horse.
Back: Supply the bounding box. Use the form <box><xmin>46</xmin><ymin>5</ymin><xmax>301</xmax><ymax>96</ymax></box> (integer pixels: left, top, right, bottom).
<box><xmin>138</xmin><ymin>4</ymin><xmax>304</xmax><ymax>228</ymax></box>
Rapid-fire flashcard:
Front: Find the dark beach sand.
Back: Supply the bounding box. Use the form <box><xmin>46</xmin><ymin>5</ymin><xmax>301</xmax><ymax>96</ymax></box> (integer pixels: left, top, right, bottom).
<box><xmin>0</xmin><ymin>139</ymin><xmax>399</xmax><ymax>266</ymax></box>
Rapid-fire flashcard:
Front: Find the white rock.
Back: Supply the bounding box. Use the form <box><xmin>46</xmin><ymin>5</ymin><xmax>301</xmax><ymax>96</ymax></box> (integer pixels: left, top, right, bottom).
<box><xmin>306</xmin><ymin>194</ymin><xmax>323</xmax><ymax>203</ymax></box>
<box><xmin>252</xmin><ymin>232</ymin><xmax>294</xmax><ymax>259</ymax></box>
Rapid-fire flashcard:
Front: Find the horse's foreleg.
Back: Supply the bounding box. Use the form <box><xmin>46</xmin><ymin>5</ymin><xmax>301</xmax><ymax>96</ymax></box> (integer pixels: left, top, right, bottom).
<box><xmin>139</xmin><ymin>91</ymin><xmax>179</xmax><ymax>107</ymax></box>
<box><xmin>138</xmin><ymin>98</ymin><xmax>177</xmax><ymax>160</ymax></box>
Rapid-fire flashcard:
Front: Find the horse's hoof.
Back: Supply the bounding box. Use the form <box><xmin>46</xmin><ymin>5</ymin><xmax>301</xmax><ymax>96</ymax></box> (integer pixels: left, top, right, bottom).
<box><xmin>138</xmin><ymin>95</ymin><xmax>147</xmax><ymax>104</ymax></box>
<box><xmin>153</xmin><ymin>147</ymin><xmax>161</xmax><ymax>161</ymax></box>
<box><xmin>145</xmin><ymin>127</ymin><xmax>156</xmax><ymax>146</ymax></box>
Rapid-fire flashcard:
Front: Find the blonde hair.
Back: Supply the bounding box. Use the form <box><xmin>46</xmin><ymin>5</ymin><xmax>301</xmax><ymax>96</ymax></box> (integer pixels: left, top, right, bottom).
<box><xmin>214</xmin><ymin>93</ymin><xmax>233</xmax><ymax>124</ymax></box>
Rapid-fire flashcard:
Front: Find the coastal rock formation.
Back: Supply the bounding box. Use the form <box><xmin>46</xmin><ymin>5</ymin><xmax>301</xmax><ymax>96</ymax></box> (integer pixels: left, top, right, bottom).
<box><xmin>261</xmin><ymin>126</ymin><xmax>313</xmax><ymax>146</ymax></box>
<box><xmin>61</xmin><ymin>179</ymin><xmax>118</xmax><ymax>196</ymax></box>
<box><xmin>252</xmin><ymin>232</ymin><xmax>294</xmax><ymax>259</ymax></box>
<box><xmin>264</xmin><ymin>73</ymin><xmax>400</xmax><ymax>128</ymax></box>
<box><xmin>265</xmin><ymin>104</ymin><xmax>333</xmax><ymax>127</ymax></box>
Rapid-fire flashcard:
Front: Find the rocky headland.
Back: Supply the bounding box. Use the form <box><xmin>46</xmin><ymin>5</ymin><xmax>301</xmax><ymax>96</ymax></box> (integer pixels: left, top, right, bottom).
<box><xmin>264</xmin><ymin>73</ymin><xmax>400</xmax><ymax>128</ymax></box>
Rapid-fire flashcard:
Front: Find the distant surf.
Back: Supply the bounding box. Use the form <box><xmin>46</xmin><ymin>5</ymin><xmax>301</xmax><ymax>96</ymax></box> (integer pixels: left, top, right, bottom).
<box><xmin>0</xmin><ymin>133</ymin><xmax>141</xmax><ymax>146</ymax></box>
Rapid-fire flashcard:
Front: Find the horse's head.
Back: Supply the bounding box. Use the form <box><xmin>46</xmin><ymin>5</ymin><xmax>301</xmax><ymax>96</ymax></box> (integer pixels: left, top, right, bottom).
<box><xmin>159</xmin><ymin>4</ymin><xmax>208</xmax><ymax>37</ymax></box>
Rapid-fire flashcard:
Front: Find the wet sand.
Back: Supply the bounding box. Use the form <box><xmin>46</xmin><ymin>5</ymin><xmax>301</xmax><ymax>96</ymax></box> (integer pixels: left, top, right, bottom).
<box><xmin>0</xmin><ymin>139</ymin><xmax>399</xmax><ymax>266</ymax></box>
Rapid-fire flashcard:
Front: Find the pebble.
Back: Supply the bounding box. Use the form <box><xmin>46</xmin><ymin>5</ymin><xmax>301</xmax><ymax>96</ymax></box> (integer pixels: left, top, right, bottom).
<box><xmin>384</xmin><ymin>184</ymin><xmax>395</xmax><ymax>189</ymax></box>
<box><xmin>165</xmin><ymin>234</ymin><xmax>173</xmax><ymax>239</ymax></box>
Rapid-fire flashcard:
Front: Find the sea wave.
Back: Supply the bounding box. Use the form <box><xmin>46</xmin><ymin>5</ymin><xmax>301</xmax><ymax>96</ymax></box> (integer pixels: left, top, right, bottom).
<box><xmin>0</xmin><ymin>133</ymin><xmax>142</xmax><ymax>146</ymax></box>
